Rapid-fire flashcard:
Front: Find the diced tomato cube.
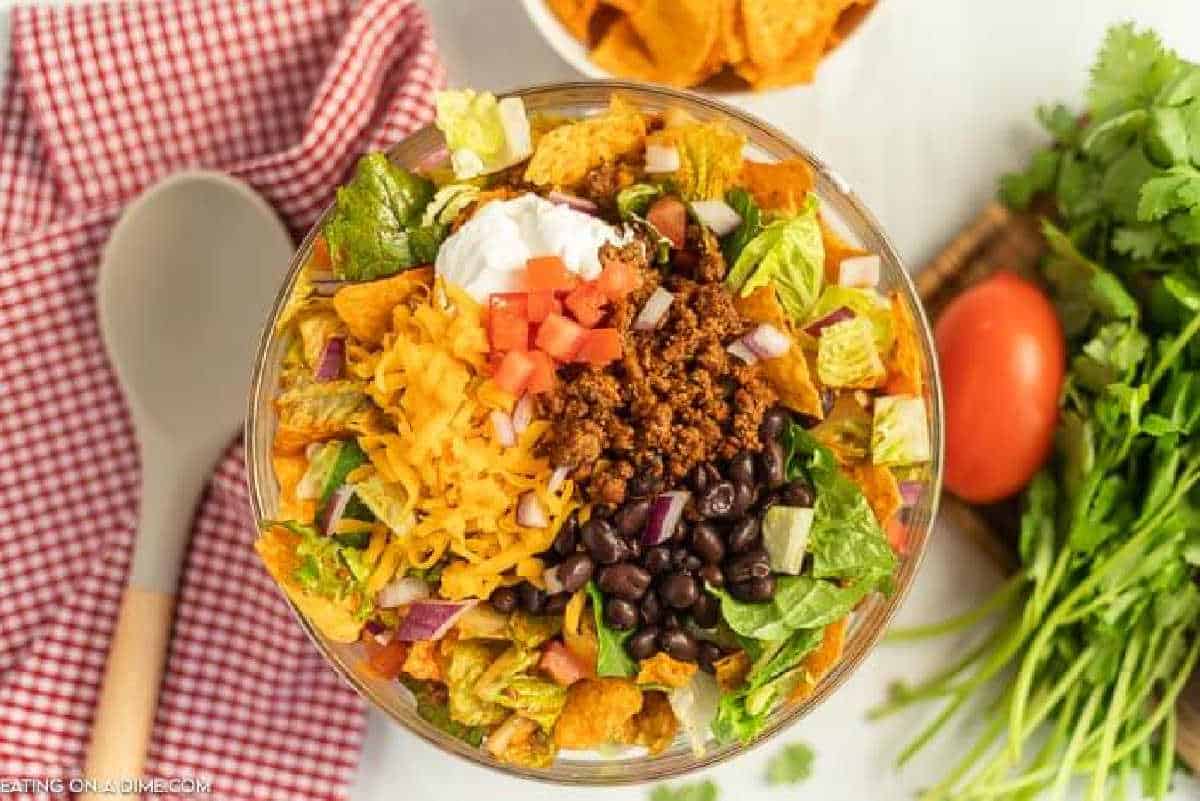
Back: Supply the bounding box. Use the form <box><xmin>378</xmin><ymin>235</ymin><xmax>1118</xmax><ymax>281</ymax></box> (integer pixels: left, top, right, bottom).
<box><xmin>525</xmin><ymin>290</ymin><xmax>562</xmax><ymax>323</ymax></box>
<box><xmin>535</xmin><ymin>313</ymin><xmax>588</xmax><ymax>361</ymax></box>
<box><xmin>523</xmin><ymin>256</ymin><xmax>579</xmax><ymax>293</ymax></box>
<box><xmin>595</xmin><ymin>256</ymin><xmax>642</xmax><ymax>301</ymax></box>
<box><xmin>525</xmin><ymin>350</ymin><xmax>558</xmax><ymax>394</ymax></box>
<box><xmin>489</xmin><ymin>307</ymin><xmax>530</xmax><ymax>352</ymax></box>
<box><xmin>493</xmin><ymin>350</ymin><xmax>537</xmax><ymax>395</ymax></box>
<box><xmin>563</xmin><ymin>283</ymin><xmax>609</xmax><ymax>328</ymax></box>
<box><xmin>646</xmin><ymin>196</ymin><xmax>687</xmax><ymax>249</ymax></box>
<box><xmin>309</xmin><ymin>235</ymin><xmax>332</xmax><ymax>271</ymax></box>
<box><xmin>886</xmin><ymin>515</ymin><xmax>910</xmax><ymax>556</ymax></box>
<box><xmin>489</xmin><ymin>292</ymin><xmax>528</xmax><ymax>318</ymax></box>
<box><xmin>574</xmin><ymin>327</ymin><xmax>623</xmax><ymax>365</ymax></box>
<box><xmin>540</xmin><ymin>640</ymin><xmax>589</xmax><ymax>687</ymax></box>
<box><xmin>364</xmin><ymin>638</ymin><xmax>408</xmax><ymax>679</ymax></box>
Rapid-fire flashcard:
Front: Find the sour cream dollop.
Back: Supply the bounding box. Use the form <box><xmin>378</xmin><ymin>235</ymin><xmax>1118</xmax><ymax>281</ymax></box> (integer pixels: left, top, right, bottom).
<box><xmin>435</xmin><ymin>193</ymin><xmax>628</xmax><ymax>301</ymax></box>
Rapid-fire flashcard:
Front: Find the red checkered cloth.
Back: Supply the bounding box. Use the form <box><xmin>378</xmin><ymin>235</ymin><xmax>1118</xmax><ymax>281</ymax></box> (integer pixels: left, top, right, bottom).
<box><xmin>0</xmin><ymin>1</ymin><xmax>443</xmax><ymax>799</ymax></box>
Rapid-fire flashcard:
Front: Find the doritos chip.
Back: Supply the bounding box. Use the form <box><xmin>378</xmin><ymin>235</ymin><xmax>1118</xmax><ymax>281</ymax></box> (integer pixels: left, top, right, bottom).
<box><xmin>592</xmin><ymin>18</ymin><xmax>663</xmax><ymax>83</ymax></box>
<box><xmin>740</xmin><ymin>0</ymin><xmax>823</xmax><ymax>70</ymax></box>
<box><xmin>739</xmin><ymin>159</ymin><xmax>815</xmax><ymax>214</ymax></box>
<box><xmin>788</xmin><ymin>617</ymin><xmax>848</xmax><ymax>703</ymax></box>
<box><xmin>713</xmin><ymin>650</ymin><xmax>751</xmax><ymax>692</ymax></box>
<box><xmin>332</xmin><ymin>267</ymin><xmax>433</xmax><ymax>344</ymax></box>
<box><xmin>553</xmin><ymin>678</ymin><xmax>643</xmax><ymax>749</ymax></box>
<box><xmin>636</xmin><ymin>652</ymin><xmax>698</xmax><ymax>689</ymax></box>
<box><xmin>524</xmin><ymin>95</ymin><xmax>646</xmax><ymax>187</ymax></box>
<box><xmin>255</xmin><ymin>524</ymin><xmax>364</xmax><ymax>643</ymax></box>
<box><xmin>736</xmin><ymin>287</ymin><xmax>824</xmax><ymax>418</ymax></box>
<box><xmin>826</xmin><ymin>0</ymin><xmax>877</xmax><ymax>52</ymax></box>
<box><xmin>648</xmin><ymin>120</ymin><xmax>745</xmax><ymax>200</ymax></box>
<box><xmin>546</xmin><ymin>0</ymin><xmax>599</xmax><ymax>41</ymax></box>
<box><xmin>885</xmin><ymin>291</ymin><xmax>925</xmax><ymax>396</ymax></box>
<box><xmin>819</xmin><ymin>215</ymin><xmax>868</xmax><ymax>285</ymax></box>
<box><xmin>851</xmin><ymin>461</ymin><xmax>904</xmax><ymax>526</ymax></box>
<box><xmin>616</xmin><ymin>691</ymin><xmax>678</xmax><ymax>754</ymax></box>
<box><xmin>628</xmin><ymin>0</ymin><xmax>721</xmax><ymax>87</ymax></box>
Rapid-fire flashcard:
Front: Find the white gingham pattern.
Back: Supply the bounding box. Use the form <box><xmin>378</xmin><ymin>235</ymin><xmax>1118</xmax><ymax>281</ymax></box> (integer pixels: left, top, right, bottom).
<box><xmin>0</xmin><ymin>2</ymin><xmax>443</xmax><ymax>798</ymax></box>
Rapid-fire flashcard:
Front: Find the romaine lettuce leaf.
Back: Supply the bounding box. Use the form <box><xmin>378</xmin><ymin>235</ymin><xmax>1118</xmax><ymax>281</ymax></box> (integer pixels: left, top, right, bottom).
<box><xmin>446</xmin><ymin>640</ymin><xmax>509</xmax><ymax>727</ymax></box>
<box><xmin>352</xmin><ymin>473</ymin><xmax>415</xmax><ymax>537</ymax></box>
<box><xmin>586</xmin><ymin>581</ymin><xmax>636</xmax><ymax>677</ymax></box>
<box><xmin>806</xmin><ymin>286</ymin><xmax>894</xmax><ymax>354</ymax></box>
<box><xmin>401</xmin><ymin>677</ymin><xmax>487</xmax><ymax>747</ymax></box>
<box><xmin>816</xmin><ymin>316</ymin><xmax>886</xmax><ymax>388</ymax></box>
<box><xmin>726</xmin><ymin>196</ymin><xmax>825</xmax><ymax>321</ymax></box>
<box><xmin>650</xmin><ymin>121</ymin><xmax>745</xmax><ymax>200</ymax></box>
<box><xmin>435</xmin><ymin>90</ymin><xmax>532</xmax><ymax>179</ymax></box>
<box><xmin>871</xmin><ymin>396</ymin><xmax>931</xmax><ymax>466</ymax></box>
<box><xmin>721</xmin><ymin>187</ymin><xmax>763</xmax><ymax>266</ymax></box>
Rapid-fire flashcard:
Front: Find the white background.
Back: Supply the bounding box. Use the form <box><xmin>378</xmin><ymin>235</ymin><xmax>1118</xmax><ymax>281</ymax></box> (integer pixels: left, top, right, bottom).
<box><xmin>2</xmin><ymin>2</ymin><xmax>1198</xmax><ymax>800</ymax></box>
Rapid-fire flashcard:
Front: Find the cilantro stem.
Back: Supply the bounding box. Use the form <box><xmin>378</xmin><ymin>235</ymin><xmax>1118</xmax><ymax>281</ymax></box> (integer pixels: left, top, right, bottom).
<box><xmin>1049</xmin><ymin>685</ymin><xmax>1103</xmax><ymax>801</ymax></box>
<box><xmin>885</xmin><ymin>574</ymin><xmax>1025</xmax><ymax>643</ymax></box>
<box><xmin>1148</xmin><ymin>304</ymin><xmax>1200</xmax><ymax>389</ymax></box>
<box><xmin>1153</xmin><ymin>709</ymin><xmax>1176</xmax><ymax>801</ymax></box>
<box><xmin>1088</xmin><ymin>631</ymin><xmax>1143</xmax><ymax>801</ymax></box>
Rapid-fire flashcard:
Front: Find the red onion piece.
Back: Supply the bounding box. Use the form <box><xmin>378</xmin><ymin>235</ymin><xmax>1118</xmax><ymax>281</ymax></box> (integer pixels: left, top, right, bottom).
<box><xmin>517</xmin><ymin>491</ymin><xmax>549</xmax><ymax>529</ymax></box>
<box><xmin>547</xmin><ymin>464</ymin><xmax>572</xmax><ymax>494</ymax></box>
<box><xmin>838</xmin><ymin>254</ymin><xmax>881</xmax><ymax>288</ymax></box>
<box><xmin>633</xmin><ymin>287</ymin><xmax>675</xmax><ymax>331</ymax></box>
<box><xmin>691</xmin><ymin>200</ymin><xmax>742</xmax><ymax>237</ymax></box>
<box><xmin>644</xmin><ymin>491</ymin><xmax>690</xmax><ymax>545</ymax></box>
<box><xmin>377</xmin><ymin>576</ymin><xmax>432</xmax><ymax>608</ymax></box>
<box><xmin>512</xmin><ymin>394</ymin><xmax>534</xmax><ymax>434</ymax></box>
<box><xmin>314</xmin><ymin>337</ymin><xmax>345</xmax><ymax>382</ymax></box>
<box><xmin>396</xmin><ymin>600</ymin><xmax>477</xmax><ymax>642</ymax></box>
<box><xmin>319</xmin><ymin>485</ymin><xmax>354</xmax><ymax>535</ymax></box>
<box><xmin>548</xmin><ymin>190</ymin><xmax>600</xmax><ymax>215</ymax></box>
<box><xmin>543</xmin><ymin>565</ymin><xmax>565</xmax><ymax>595</ymax></box>
<box><xmin>727</xmin><ymin>340</ymin><xmax>759</xmax><ymax>364</ymax></box>
<box><xmin>899</xmin><ymin>480</ymin><xmax>925</xmax><ymax>507</ymax></box>
<box><xmin>742</xmin><ymin>323</ymin><xmax>791</xmax><ymax>359</ymax></box>
<box><xmin>491</xmin><ymin>409</ymin><xmax>516</xmax><ymax>448</ymax></box>
<box><xmin>312</xmin><ymin>280</ymin><xmax>350</xmax><ymax>297</ymax></box>
<box><xmin>644</xmin><ymin>143</ymin><xmax>680</xmax><ymax>173</ymax></box>
<box><xmin>804</xmin><ymin>306</ymin><xmax>856</xmax><ymax>337</ymax></box>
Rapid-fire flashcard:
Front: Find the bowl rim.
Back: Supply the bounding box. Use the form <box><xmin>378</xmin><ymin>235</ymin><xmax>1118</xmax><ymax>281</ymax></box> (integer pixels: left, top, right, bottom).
<box><xmin>245</xmin><ymin>79</ymin><xmax>944</xmax><ymax>785</ymax></box>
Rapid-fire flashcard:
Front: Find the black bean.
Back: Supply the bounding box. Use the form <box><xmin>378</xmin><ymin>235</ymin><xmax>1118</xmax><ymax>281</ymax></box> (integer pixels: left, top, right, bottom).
<box><xmin>670</xmin><ymin>546</ymin><xmax>691</xmax><ymax>570</ymax></box>
<box><xmin>725</xmin><ymin>550</ymin><xmax>771</xmax><ymax>584</ymax></box>
<box><xmin>726</xmin><ymin>517</ymin><xmax>762</xmax><ymax>554</ymax></box>
<box><xmin>552</xmin><ymin>510</ymin><xmax>581</xmax><ymax>558</ymax></box>
<box><xmin>628</xmin><ymin>626</ymin><xmax>660</xmax><ymax>660</ymax></box>
<box><xmin>683</xmin><ymin>554</ymin><xmax>703</xmax><ymax>573</ymax></box>
<box><xmin>697</xmin><ymin>481</ymin><xmax>736</xmax><ymax>519</ymax></box>
<box><xmin>490</xmin><ymin>586</ymin><xmax>518</xmax><ymax>613</ymax></box>
<box><xmin>605</xmin><ymin>598</ymin><xmax>639</xmax><ymax>630</ymax></box>
<box><xmin>614</xmin><ymin>499</ymin><xmax>652</xmax><ymax>537</ymax></box>
<box><xmin>557</xmin><ymin>552</ymin><xmax>595</xmax><ymax>593</ymax></box>
<box><xmin>660</xmin><ymin>611</ymin><xmax>682</xmax><ymax>630</ymax></box>
<box><xmin>699</xmin><ymin>563</ymin><xmax>724</xmax><ymax>588</ymax></box>
<box><xmin>690</xmin><ymin>522</ymin><xmax>725</xmax><ymax>564</ymax></box>
<box><xmin>659</xmin><ymin>628</ymin><xmax>699</xmax><ymax>663</ymax></box>
<box><xmin>642</xmin><ymin>546</ymin><xmax>672</xmax><ymax>575</ymax></box>
<box><xmin>624</xmin><ymin>535</ymin><xmax>643</xmax><ymax>561</ymax></box>
<box><xmin>697</xmin><ymin>641</ymin><xmax>722</xmax><ymax>674</ymax></box>
<box><xmin>731</xmin><ymin>480</ymin><xmax>757</xmax><ymax>516</ymax></box>
<box><xmin>640</xmin><ymin>592</ymin><xmax>663</xmax><ymax>626</ymax></box>
<box><xmin>691</xmin><ymin>592</ymin><xmax>720</xmax><ymax>628</ymax></box>
<box><xmin>759</xmin><ymin>440</ymin><xmax>785</xmax><ymax>488</ymax></box>
<box><xmin>518</xmin><ymin>582</ymin><xmax>546</xmax><ymax>614</ymax></box>
<box><xmin>598</xmin><ymin>563</ymin><xmax>653</xmax><ymax>601</ymax></box>
<box><xmin>543</xmin><ymin>592</ymin><xmax>570</xmax><ymax>616</ymax></box>
<box><xmin>581</xmin><ymin>518</ymin><xmax>624</xmax><ymax>565</ymax></box>
<box><xmin>780</xmin><ymin>478</ymin><xmax>815</xmax><ymax>508</ymax></box>
<box><xmin>729</xmin><ymin>574</ymin><xmax>776</xmax><ymax>602</ymax></box>
<box><xmin>729</xmin><ymin>451</ymin><xmax>757</xmax><ymax>486</ymax></box>
<box><xmin>689</xmin><ymin>462</ymin><xmax>718</xmax><ymax>494</ymax></box>
<box><xmin>760</xmin><ymin>407</ymin><xmax>792</xmax><ymax>443</ymax></box>
<box><xmin>591</xmin><ymin>503</ymin><xmax>617</xmax><ymax>519</ymax></box>
<box><xmin>670</xmin><ymin>519</ymin><xmax>690</xmax><ymax>543</ymax></box>
<box><xmin>660</xmin><ymin>572</ymin><xmax>700</xmax><ymax>609</ymax></box>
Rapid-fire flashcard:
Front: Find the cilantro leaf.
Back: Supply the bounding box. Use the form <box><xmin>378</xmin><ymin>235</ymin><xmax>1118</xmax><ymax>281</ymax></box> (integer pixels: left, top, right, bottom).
<box><xmin>1000</xmin><ymin>149</ymin><xmax>1060</xmax><ymax>209</ymax></box>
<box><xmin>1137</xmin><ymin>165</ymin><xmax>1200</xmax><ymax>221</ymax></box>
<box><xmin>649</xmin><ymin>780</ymin><xmax>718</xmax><ymax>801</ymax></box>
<box><xmin>1087</xmin><ymin>23</ymin><xmax>1181</xmax><ymax>119</ymax></box>
<box><xmin>765</xmin><ymin>742</ymin><xmax>816</xmax><ymax>785</ymax></box>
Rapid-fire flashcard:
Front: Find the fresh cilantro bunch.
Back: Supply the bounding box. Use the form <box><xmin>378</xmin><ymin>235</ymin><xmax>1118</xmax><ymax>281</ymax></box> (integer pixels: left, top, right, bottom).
<box><xmin>877</xmin><ymin>24</ymin><xmax>1200</xmax><ymax>801</ymax></box>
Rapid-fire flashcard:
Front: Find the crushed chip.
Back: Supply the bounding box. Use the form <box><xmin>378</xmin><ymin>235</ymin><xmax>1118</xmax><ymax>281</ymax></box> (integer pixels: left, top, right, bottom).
<box><xmin>552</xmin><ymin>678</ymin><xmax>643</xmax><ymax>749</ymax></box>
<box><xmin>739</xmin><ymin>159</ymin><xmax>815</xmax><ymax>214</ymax></box>
<box><xmin>735</xmin><ymin>287</ymin><xmax>824</xmax><ymax>418</ymax></box>
<box><xmin>636</xmin><ymin>652</ymin><xmax>698</xmax><ymax>689</ymax></box>
<box><xmin>525</xmin><ymin>96</ymin><xmax>646</xmax><ymax>188</ymax></box>
<box><xmin>546</xmin><ymin>0</ymin><xmax>599</xmax><ymax>41</ymax></box>
<box><xmin>616</xmin><ymin>691</ymin><xmax>678</xmax><ymax>753</ymax></box>
<box><xmin>332</xmin><ymin>267</ymin><xmax>433</xmax><ymax>344</ymax></box>
<box><xmin>851</xmin><ymin>462</ymin><xmax>903</xmax><ymax>526</ymax></box>
<box><xmin>885</xmin><ymin>292</ymin><xmax>925</xmax><ymax>397</ymax></box>
<box><xmin>788</xmin><ymin>617</ymin><xmax>849</xmax><ymax>703</ymax></box>
<box><xmin>819</xmin><ymin>214</ymin><xmax>869</xmax><ymax>285</ymax></box>
<box><xmin>403</xmin><ymin>639</ymin><xmax>443</xmax><ymax>681</ymax></box>
<box><xmin>713</xmin><ymin>650</ymin><xmax>751</xmax><ymax>692</ymax></box>
<box><xmin>255</xmin><ymin>524</ymin><xmax>364</xmax><ymax>643</ymax></box>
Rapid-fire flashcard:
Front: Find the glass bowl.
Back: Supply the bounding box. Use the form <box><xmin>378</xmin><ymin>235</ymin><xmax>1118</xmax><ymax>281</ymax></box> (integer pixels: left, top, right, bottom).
<box><xmin>245</xmin><ymin>80</ymin><xmax>944</xmax><ymax>784</ymax></box>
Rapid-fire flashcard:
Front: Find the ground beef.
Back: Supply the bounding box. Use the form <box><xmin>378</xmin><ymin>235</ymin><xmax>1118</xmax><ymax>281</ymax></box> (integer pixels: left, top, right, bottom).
<box><xmin>537</xmin><ymin>242</ymin><xmax>776</xmax><ymax>505</ymax></box>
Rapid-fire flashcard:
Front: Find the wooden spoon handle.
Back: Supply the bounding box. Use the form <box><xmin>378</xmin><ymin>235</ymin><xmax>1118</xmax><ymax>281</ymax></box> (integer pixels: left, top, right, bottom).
<box><xmin>80</xmin><ymin>586</ymin><xmax>176</xmax><ymax>801</ymax></box>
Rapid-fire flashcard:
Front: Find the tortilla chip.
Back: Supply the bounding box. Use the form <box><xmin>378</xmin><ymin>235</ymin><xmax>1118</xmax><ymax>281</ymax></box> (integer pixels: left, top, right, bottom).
<box><xmin>811</xmin><ymin>394</ymin><xmax>871</xmax><ymax>464</ymax></box>
<box><xmin>717</xmin><ymin>0</ymin><xmax>747</xmax><ymax>66</ymax></box>
<box><xmin>788</xmin><ymin>617</ymin><xmax>848</xmax><ymax>703</ymax></box>
<box><xmin>616</xmin><ymin>691</ymin><xmax>678</xmax><ymax>754</ymax></box>
<box><xmin>525</xmin><ymin>95</ymin><xmax>646</xmax><ymax>187</ymax></box>
<box><xmin>736</xmin><ymin>287</ymin><xmax>824</xmax><ymax>418</ymax></box>
<box><xmin>546</xmin><ymin>0</ymin><xmax>599</xmax><ymax>41</ymax></box>
<box><xmin>819</xmin><ymin>214</ymin><xmax>868</xmax><ymax>285</ymax></box>
<box><xmin>553</xmin><ymin>678</ymin><xmax>643</xmax><ymax>749</ymax></box>
<box><xmin>826</xmin><ymin>0</ymin><xmax>876</xmax><ymax>51</ymax></box>
<box><xmin>602</xmin><ymin>0</ymin><xmax>642</xmax><ymax>12</ymax></box>
<box><xmin>592</xmin><ymin>18</ymin><xmax>663</xmax><ymax>83</ymax></box>
<box><xmin>851</xmin><ymin>462</ymin><xmax>903</xmax><ymax>526</ymax></box>
<box><xmin>713</xmin><ymin>650</ymin><xmax>751</xmax><ymax>692</ymax></box>
<box><xmin>402</xmin><ymin>639</ymin><xmax>443</xmax><ymax>681</ymax></box>
<box><xmin>884</xmin><ymin>292</ymin><xmax>925</xmax><ymax>397</ymax></box>
<box><xmin>740</xmin><ymin>0</ymin><xmax>824</xmax><ymax>69</ymax></box>
<box><xmin>739</xmin><ymin>159</ymin><xmax>815</xmax><ymax>214</ymax></box>
<box><xmin>332</xmin><ymin>267</ymin><xmax>433</xmax><ymax>344</ymax></box>
<box><xmin>636</xmin><ymin>653</ymin><xmax>698</xmax><ymax>689</ymax></box>
<box><xmin>255</xmin><ymin>525</ymin><xmax>364</xmax><ymax>643</ymax></box>
<box><xmin>628</xmin><ymin>0</ymin><xmax>721</xmax><ymax>87</ymax></box>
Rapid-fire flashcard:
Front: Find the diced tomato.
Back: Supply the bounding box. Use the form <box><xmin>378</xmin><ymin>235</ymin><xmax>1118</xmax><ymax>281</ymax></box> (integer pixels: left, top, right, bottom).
<box><xmin>525</xmin><ymin>291</ymin><xmax>562</xmax><ymax>323</ymax></box>
<box><xmin>574</xmin><ymin>327</ymin><xmax>622</xmax><ymax>365</ymax></box>
<box><xmin>493</xmin><ymin>350</ymin><xmax>537</xmax><ymax>395</ymax></box>
<box><xmin>886</xmin><ymin>515</ymin><xmax>910</xmax><ymax>556</ymax></box>
<box><xmin>364</xmin><ymin>638</ymin><xmax>408</xmax><ymax>679</ymax></box>
<box><xmin>563</xmin><ymin>283</ymin><xmax>609</xmax><ymax>328</ymax></box>
<box><xmin>595</xmin><ymin>256</ymin><xmax>642</xmax><ymax>301</ymax></box>
<box><xmin>540</xmin><ymin>640</ymin><xmax>589</xmax><ymax>687</ymax></box>
<box><xmin>489</xmin><ymin>292</ymin><xmax>528</xmax><ymax>318</ymax></box>
<box><xmin>489</xmin><ymin>307</ymin><xmax>530</xmax><ymax>352</ymax></box>
<box><xmin>535</xmin><ymin>313</ymin><xmax>588</xmax><ymax>361</ymax></box>
<box><xmin>646</xmin><ymin>196</ymin><xmax>687</xmax><ymax>249</ymax></box>
<box><xmin>309</xmin><ymin>235</ymin><xmax>332</xmax><ymax>270</ymax></box>
<box><xmin>525</xmin><ymin>350</ymin><xmax>558</xmax><ymax>394</ymax></box>
<box><xmin>523</xmin><ymin>255</ymin><xmax>579</xmax><ymax>293</ymax></box>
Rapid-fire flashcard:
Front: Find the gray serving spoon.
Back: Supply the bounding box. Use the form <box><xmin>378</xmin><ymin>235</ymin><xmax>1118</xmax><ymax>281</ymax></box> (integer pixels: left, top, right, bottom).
<box><xmin>82</xmin><ymin>172</ymin><xmax>292</xmax><ymax>799</ymax></box>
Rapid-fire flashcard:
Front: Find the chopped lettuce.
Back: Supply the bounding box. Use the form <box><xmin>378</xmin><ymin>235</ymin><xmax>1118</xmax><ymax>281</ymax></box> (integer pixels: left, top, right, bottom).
<box><xmin>721</xmin><ymin>187</ymin><xmax>763</xmax><ymax>266</ymax></box>
<box><xmin>446</xmin><ymin>640</ymin><xmax>509</xmax><ymax>727</ymax></box>
<box><xmin>295</xmin><ymin>311</ymin><xmax>345</xmax><ymax>370</ymax></box>
<box><xmin>421</xmin><ymin>183</ymin><xmax>481</xmax><ymax>227</ymax></box>
<box><xmin>296</xmin><ymin>440</ymin><xmax>343</xmax><ymax>500</ymax></box>
<box><xmin>725</xmin><ymin>195</ymin><xmax>825</xmax><ymax>321</ymax></box>
<box><xmin>508</xmin><ymin>612</ymin><xmax>562</xmax><ymax>649</ymax></box>
<box><xmin>806</xmin><ymin>285</ymin><xmax>895</xmax><ymax>354</ymax></box>
<box><xmin>352</xmin><ymin>473</ymin><xmax>415</xmax><ymax>536</ymax></box>
<box><xmin>264</xmin><ymin>519</ymin><xmax>373</xmax><ymax>619</ymax></box>
<box><xmin>761</xmin><ymin>506</ymin><xmax>813</xmax><ymax>575</ymax></box>
<box><xmin>474</xmin><ymin>647</ymin><xmax>567</xmax><ymax>732</ymax></box>
<box><xmin>401</xmin><ymin>677</ymin><xmax>487</xmax><ymax>747</ymax></box>
<box><xmin>809</xmin><ymin>394</ymin><xmax>873</xmax><ymax>465</ymax></box>
<box><xmin>322</xmin><ymin>152</ymin><xmax>440</xmax><ymax>281</ymax></box>
<box><xmin>816</xmin><ymin>316</ymin><xmax>886</xmax><ymax>388</ymax></box>
<box><xmin>669</xmin><ymin>672</ymin><xmax>722</xmax><ymax>755</ymax></box>
<box><xmin>650</xmin><ymin>121</ymin><xmax>745</xmax><ymax>200</ymax></box>
<box><xmin>435</xmin><ymin>90</ymin><xmax>532</xmax><ymax>179</ymax></box>
<box><xmin>871</xmin><ymin>396</ymin><xmax>931</xmax><ymax>466</ymax></box>
<box><xmin>274</xmin><ymin>375</ymin><xmax>373</xmax><ymax>441</ymax></box>
<box><xmin>616</xmin><ymin>183</ymin><xmax>662</xmax><ymax>219</ymax></box>
<box><xmin>586</xmin><ymin>581</ymin><xmax>636</xmax><ymax>677</ymax></box>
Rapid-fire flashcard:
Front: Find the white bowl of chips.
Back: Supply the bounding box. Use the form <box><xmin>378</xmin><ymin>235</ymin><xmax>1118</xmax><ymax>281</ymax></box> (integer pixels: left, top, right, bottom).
<box><xmin>521</xmin><ymin>0</ymin><xmax>878</xmax><ymax>92</ymax></box>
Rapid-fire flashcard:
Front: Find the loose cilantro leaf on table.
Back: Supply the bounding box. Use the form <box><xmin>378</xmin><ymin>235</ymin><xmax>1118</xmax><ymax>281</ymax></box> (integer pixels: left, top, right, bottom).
<box><xmin>765</xmin><ymin>742</ymin><xmax>816</xmax><ymax>785</ymax></box>
<box><xmin>649</xmin><ymin>780</ymin><xmax>718</xmax><ymax>801</ymax></box>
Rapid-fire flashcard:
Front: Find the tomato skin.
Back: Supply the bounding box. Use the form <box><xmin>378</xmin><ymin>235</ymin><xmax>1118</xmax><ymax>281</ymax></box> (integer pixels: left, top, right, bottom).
<box><xmin>935</xmin><ymin>272</ymin><xmax>1065</xmax><ymax>503</ymax></box>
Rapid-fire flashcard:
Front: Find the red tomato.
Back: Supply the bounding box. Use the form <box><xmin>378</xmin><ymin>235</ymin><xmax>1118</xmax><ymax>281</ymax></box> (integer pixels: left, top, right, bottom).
<box><xmin>488</xmin><ymin>307</ymin><xmax>529</xmax><ymax>352</ymax></box>
<box><xmin>574</xmin><ymin>328</ymin><xmax>622</xmax><ymax>365</ymax></box>
<box><xmin>646</xmin><ymin>196</ymin><xmax>687</xmax><ymax>249</ymax></box>
<box><xmin>563</xmin><ymin>283</ymin><xmax>609</xmax><ymax>328</ymax></box>
<box><xmin>539</xmin><ymin>640</ymin><xmax>590</xmax><ymax>686</ymax></box>
<box><xmin>524</xmin><ymin>350</ymin><xmax>558</xmax><ymax>394</ymax></box>
<box><xmin>523</xmin><ymin>256</ymin><xmax>579</xmax><ymax>293</ymax></box>
<box><xmin>363</xmin><ymin>638</ymin><xmax>408</xmax><ymax>679</ymax></box>
<box><xmin>935</xmin><ymin>272</ymin><xmax>1065</xmax><ymax>503</ymax></box>
<box><xmin>493</xmin><ymin>350</ymin><xmax>537</xmax><ymax>395</ymax></box>
<box><xmin>594</xmin><ymin>257</ymin><xmax>642</xmax><ymax>300</ymax></box>
<box><xmin>535</xmin><ymin>313</ymin><xmax>587</xmax><ymax>361</ymax></box>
